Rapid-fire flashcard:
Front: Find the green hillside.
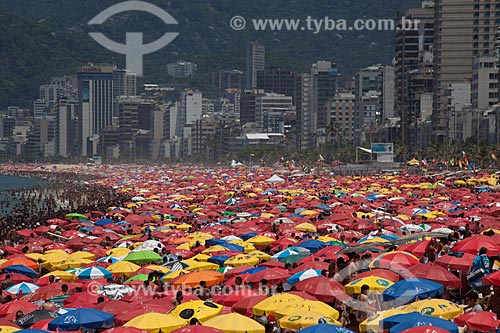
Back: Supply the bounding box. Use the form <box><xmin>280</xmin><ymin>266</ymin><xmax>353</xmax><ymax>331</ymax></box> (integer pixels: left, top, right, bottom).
<box><xmin>0</xmin><ymin>0</ymin><xmax>422</xmax><ymax>108</ymax></box>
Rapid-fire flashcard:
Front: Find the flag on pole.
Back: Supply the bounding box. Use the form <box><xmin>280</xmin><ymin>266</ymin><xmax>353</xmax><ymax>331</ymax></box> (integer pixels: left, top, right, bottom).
<box><xmin>492</xmin><ymin>153</ymin><xmax>497</xmax><ymax>163</ymax></box>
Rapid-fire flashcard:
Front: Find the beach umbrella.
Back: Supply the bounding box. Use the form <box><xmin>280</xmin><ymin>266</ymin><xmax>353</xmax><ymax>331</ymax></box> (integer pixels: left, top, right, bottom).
<box><xmin>95</xmin><ymin>284</ymin><xmax>134</xmax><ymax>300</ymax></box>
<box><xmin>164</xmin><ymin>261</ymin><xmax>190</xmax><ymax>272</ymax></box>
<box><xmin>2</xmin><ymin>264</ymin><xmax>38</xmax><ymax>278</ymax></box>
<box><xmin>252</xmin><ymin>293</ymin><xmax>303</xmax><ymax>316</ymax></box>
<box><xmin>404</xmin><ymin>264</ymin><xmax>461</xmax><ymax>289</ymax></box>
<box><xmin>278</xmin><ymin>311</ymin><xmax>341</xmax><ymax>330</ymax></box>
<box><xmin>359</xmin><ymin>309</ymin><xmax>410</xmax><ymax>332</ymax></box>
<box><xmin>107</xmin><ymin>261</ymin><xmax>141</xmax><ymax>276</ymax></box>
<box><xmin>5</xmin><ymin>282</ymin><xmax>39</xmax><ymax>296</ymax></box>
<box><xmin>123</xmin><ymin>250</ymin><xmax>162</xmax><ymax>264</ymax></box>
<box><xmin>399</xmin><ymin>326</ymin><xmax>452</xmax><ymax>333</ymax></box>
<box><xmin>203</xmin><ymin>313</ymin><xmax>264</xmax><ymax>333</ymax></box>
<box><xmin>294</xmin><ymin>276</ymin><xmax>345</xmax><ymax>303</ymax></box>
<box><xmin>382</xmin><ymin>278</ymin><xmax>443</xmax><ymax>304</ymax></box>
<box><xmin>171</xmin><ymin>270</ymin><xmax>223</xmax><ymax>288</ymax></box>
<box><xmin>0</xmin><ymin>326</ymin><xmax>20</xmax><ymax>333</ymax></box>
<box><xmin>124</xmin><ymin>313</ymin><xmax>186</xmax><ymax>333</ymax></box>
<box><xmin>380</xmin><ymin>312</ymin><xmax>459</xmax><ymax>333</ymax></box>
<box><xmin>435</xmin><ymin>253</ymin><xmax>475</xmax><ymax>271</ymax></box>
<box><xmin>482</xmin><ymin>270</ymin><xmax>500</xmax><ymax>286</ymax></box>
<box><xmin>106</xmin><ymin>248</ymin><xmax>131</xmax><ymax>257</ymax></box>
<box><xmin>224</xmin><ymin>254</ymin><xmax>259</xmax><ymax>267</ymax></box>
<box><xmin>451</xmin><ymin>235</ymin><xmax>500</xmax><ymax>256</ymax></box>
<box><xmin>290</xmin><ymin>261</ymin><xmax>329</xmax><ymax>275</ymax></box>
<box><xmin>454</xmin><ymin>311</ymin><xmax>500</xmax><ymax>332</ymax></box>
<box><xmin>402</xmin><ymin>299</ymin><xmax>463</xmax><ymax>320</ymax></box>
<box><xmin>15</xmin><ymin>310</ymin><xmax>58</xmax><ymax>329</ymax></box>
<box><xmin>213</xmin><ymin>289</ymin><xmax>264</xmax><ymax>307</ymax></box>
<box><xmin>0</xmin><ymin>300</ymin><xmax>39</xmax><ymax>319</ymax></box>
<box><xmin>66</xmin><ymin>213</ymin><xmax>88</xmax><ymax>220</ymax></box>
<box><xmin>298</xmin><ymin>240</ymin><xmax>328</xmax><ymax>253</ymax></box>
<box><xmin>345</xmin><ymin>275</ymin><xmax>394</xmax><ymax>294</ymax></box>
<box><xmin>354</xmin><ymin>269</ymin><xmax>400</xmax><ymax>282</ymax></box>
<box><xmin>274</xmin><ymin>300</ymin><xmax>339</xmax><ymax>320</ymax></box>
<box><xmin>231</xmin><ymin>295</ymin><xmax>268</xmax><ymax>317</ymax></box>
<box><xmin>171</xmin><ymin>326</ymin><xmax>223</xmax><ymax>333</ymax></box>
<box><xmin>103</xmin><ymin>327</ymin><xmax>149</xmax><ymax>333</ymax></box>
<box><xmin>15</xmin><ymin>330</ymin><xmax>52</xmax><ymax>333</ymax></box>
<box><xmin>245</xmin><ymin>268</ymin><xmax>290</xmax><ymax>285</ymax></box>
<box><xmin>271</xmin><ymin>247</ymin><xmax>311</xmax><ymax>264</ymax></box>
<box><xmin>287</xmin><ymin>269</ymin><xmax>323</xmax><ymax>285</ymax></box>
<box><xmin>369</xmin><ymin>251</ymin><xmax>420</xmax><ymax>271</ymax></box>
<box><xmin>39</xmin><ymin>271</ymin><xmax>76</xmax><ymax>283</ymax></box>
<box><xmin>48</xmin><ymin>308</ymin><xmax>114</xmax><ymax>331</ymax></box>
<box><xmin>299</xmin><ymin>324</ymin><xmax>356</xmax><ymax>333</ymax></box>
<box><xmin>168</xmin><ymin>300</ymin><xmax>223</xmax><ymax>322</ymax></box>
<box><xmin>76</xmin><ymin>266</ymin><xmax>112</xmax><ymax>280</ymax></box>
<box><xmin>93</xmin><ymin>300</ymin><xmax>130</xmax><ymax>316</ymax></box>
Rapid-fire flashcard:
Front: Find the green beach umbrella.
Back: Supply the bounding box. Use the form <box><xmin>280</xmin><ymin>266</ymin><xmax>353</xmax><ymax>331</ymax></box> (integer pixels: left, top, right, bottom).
<box><xmin>123</xmin><ymin>250</ymin><xmax>162</xmax><ymax>264</ymax></box>
<box><xmin>66</xmin><ymin>213</ymin><xmax>88</xmax><ymax>220</ymax></box>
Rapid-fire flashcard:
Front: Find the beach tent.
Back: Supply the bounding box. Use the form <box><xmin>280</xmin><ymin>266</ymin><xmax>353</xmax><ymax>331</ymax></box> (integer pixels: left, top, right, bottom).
<box><xmin>266</xmin><ymin>175</ymin><xmax>285</xmax><ymax>183</ymax></box>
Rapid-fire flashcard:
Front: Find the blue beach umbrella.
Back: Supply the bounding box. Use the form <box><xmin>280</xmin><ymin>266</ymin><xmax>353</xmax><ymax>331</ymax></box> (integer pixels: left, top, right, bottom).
<box><xmin>382</xmin><ymin>278</ymin><xmax>443</xmax><ymax>304</ymax></box>
<box><xmin>298</xmin><ymin>240</ymin><xmax>328</xmax><ymax>253</ymax></box>
<box><xmin>287</xmin><ymin>269</ymin><xmax>323</xmax><ymax>285</ymax></box>
<box><xmin>48</xmin><ymin>308</ymin><xmax>114</xmax><ymax>331</ymax></box>
<box><xmin>2</xmin><ymin>265</ymin><xmax>38</xmax><ymax>278</ymax></box>
<box><xmin>208</xmin><ymin>256</ymin><xmax>230</xmax><ymax>266</ymax></box>
<box><xmin>241</xmin><ymin>266</ymin><xmax>267</xmax><ymax>275</ymax></box>
<box><xmin>76</xmin><ymin>266</ymin><xmax>112</xmax><ymax>280</ymax></box>
<box><xmin>95</xmin><ymin>218</ymin><xmax>114</xmax><ymax>226</ymax></box>
<box><xmin>380</xmin><ymin>312</ymin><xmax>459</xmax><ymax>333</ymax></box>
<box><xmin>5</xmin><ymin>282</ymin><xmax>40</xmax><ymax>295</ymax></box>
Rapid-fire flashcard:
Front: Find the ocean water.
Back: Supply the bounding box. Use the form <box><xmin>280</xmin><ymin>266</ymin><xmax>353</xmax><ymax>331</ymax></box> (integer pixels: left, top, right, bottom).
<box><xmin>0</xmin><ymin>175</ymin><xmax>49</xmax><ymax>217</ymax></box>
<box><xmin>0</xmin><ymin>175</ymin><xmax>47</xmax><ymax>190</ymax></box>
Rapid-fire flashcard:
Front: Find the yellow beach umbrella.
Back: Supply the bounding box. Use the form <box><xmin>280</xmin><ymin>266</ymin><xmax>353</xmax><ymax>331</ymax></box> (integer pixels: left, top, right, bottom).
<box><xmin>359</xmin><ymin>309</ymin><xmax>409</xmax><ymax>332</ymax></box>
<box><xmin>68</xmin><ymin>251</ymin><xmax>96</xmax><ymax>260</ymax></box>
<box><xmin>344</xmin><ymin>276</ymin><xmax>394</xmax><ymax>294</ymax></box>
<box><xmin>253</xmin><ymin>293</ymin><xmax>303</xmax><ymax>316</ymax></box>
<box><xmin>246</xmin><ymin>235</ymin><xmax>275</xmax><ymax>246</ymax></box>
<box><xmin>50</xmin><ymin>258</ymin><xmax>93</xmax><ymax>270</ymax></box>
<box><xmin>203</xmin><ymin>313</ymin><xmax>264</xmax><ymax>333</ymax></box>
<box><xmin>402</xmin><ymin>299</ymin><xmax>464</xmax><ymax>320</ymax></box>
<box><xmin>203</xmin><ymin>245</ymin><xmax>230</xmax><ymax>254</ymax></box>
<box><xmin>145</xmin><ymin>265</ymin><xmax>170</xmax><ymax>274</ymax></box>
<box><xmin>224</xmin><ymin>254</ymin><xmax>259</xmax><ymax>267</ymax></box>
<box><xmin>295</xmin><ymin>223</ymin><xmax>317</xmax><ymax>233</ymax></box>
<box><xmin>274</xmin><ymin>300</ymin><xmax>340</xmax><ymax>320</ymax></box>
<box><xmin>41</xmin><ymin>270</ymin><xmax>77</xmax><ymax>282</ymax></box>
<box><xmin>168</xmin><ymin>300</ymin><xmax>223</xmax><ymax>322</ymax></box>
<box><xmin>247</xmin><ymin>250</ymin><xmax>271</xmax><ymax>262</ymax></box>
<box><xmin>187</xmin><ymin>232</ymin><xmax>213</xmax><ymax>239</ymax></box>
<box><xmin>278</xmin><ymin>311</ymin><xmax>341</xmax><ymax>330</ymax></box>
<box><xmin>184</xmin><ymin>261</ymin><xmax>219</xmax><ymax>272</ymax></box>
<box><xmin>124</xmin><ymin>312</ymin><xmax>186</xmax><ymax>333</ymax></box>
<box><xmin>0</xmin><ymin>326</ymin><xmax>20</xmax><ymax>333</ymax></box>
<box><xmin>161</xmin><ymin>270</ymin><xmax>190</xmax><ymax>282</ymax></box>
<box><xmin>107</xmin><ymin>261</ymin><xmax>140</xmax><ymax>276</ymax></box>
<box><xmin>106</xmin><ymin>248</ymin><xmax>131</xmax><ymax>257</ymax></box>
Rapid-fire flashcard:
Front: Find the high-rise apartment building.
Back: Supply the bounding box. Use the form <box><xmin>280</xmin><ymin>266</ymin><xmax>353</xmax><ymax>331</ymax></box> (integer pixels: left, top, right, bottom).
<box><xmin>212</xmin><ymin>70</ymin><xmax>244</xmax><ymax>90</ymax></box>
<box><xmin>246</xmin><ymin>42</ymin><xmax>265</xmax><ymax>89</ymax></box>
<box><xmin>432</xmin><ymin>0</ymin><xmax>500</xmax><ymax>142</ymax></box>
<box><xmin>296</xmin><ymin>61</ymin><xmax>339</xmax><ymax>150</ymax></box>
<box><xmin>395</xmin><ymin>2</ymin><xmax>434</xmax><ymax>148</ymax></box>
<box><xmin>256</xmin><ymin>68</ymin><xmax>296</xmax><ymax>104</ymax></box>
<box><xmin>113</xmin><ymin>69</ymin><xmax>137</xmax><ymax>97</ymax></box>
<box><xmin>77</xmin><ymin>64</ymin><xmax>114</xmax><ymax>157</ymax></box>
